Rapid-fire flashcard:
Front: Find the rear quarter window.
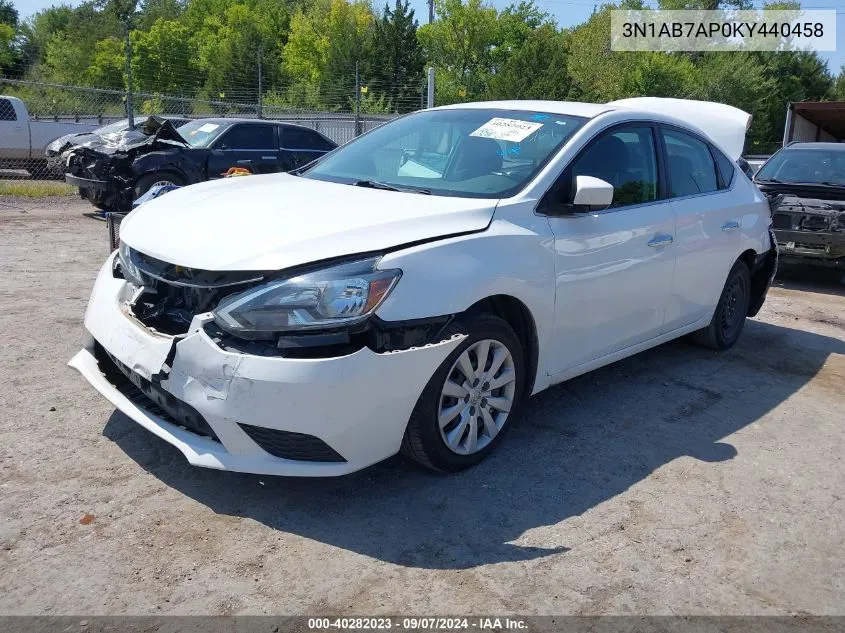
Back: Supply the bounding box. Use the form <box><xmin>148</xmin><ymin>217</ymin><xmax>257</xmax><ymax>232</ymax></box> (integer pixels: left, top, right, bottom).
<box><xmin>713</xmin><ymin>148</ymin><xmax>736</xmax><ymax>189</ymax></box>
<box><xmin>282</xmin><ymin>127</ymin><xmax>335</xmax><ymax>151</ymax></box>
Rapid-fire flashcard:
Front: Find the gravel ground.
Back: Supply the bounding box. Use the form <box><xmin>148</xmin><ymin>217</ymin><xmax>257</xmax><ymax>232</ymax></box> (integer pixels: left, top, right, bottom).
<box><xmin>1</xmin><ymin>198</ymin><xmax>844</xmax><ymax>616</ymax></box>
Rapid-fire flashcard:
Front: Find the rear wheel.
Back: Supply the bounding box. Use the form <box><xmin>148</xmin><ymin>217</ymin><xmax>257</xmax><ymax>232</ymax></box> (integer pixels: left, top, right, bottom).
<box><xmin>692</xmin><ymin>259</ymin><xmax>751</xmax><ymax>350</ymax></box>
<box><xmin>401</xmin><ymin>314</ymin><xmax>525</xmax><ymax>472</ymax></box>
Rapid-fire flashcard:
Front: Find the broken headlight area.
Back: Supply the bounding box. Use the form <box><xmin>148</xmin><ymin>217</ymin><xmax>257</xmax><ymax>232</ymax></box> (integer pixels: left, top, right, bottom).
<box><xmin>211</xmin><ymin>256</ymin><xmax>401</xmax><ymax>340</ymax></box>
<box><xmin>115</xmin><ymin>246</ymin><xmax>445</xmax><ymax>357</ymax></box>
<box><xmin>203</xmin><ymin>314</ymin><xmax>456</xmax><ymax>359</ymax></box>
<box><xmin>116</xmin><ymin>243</ymin><xmax>266</xmax><ymax>336</ymax></box>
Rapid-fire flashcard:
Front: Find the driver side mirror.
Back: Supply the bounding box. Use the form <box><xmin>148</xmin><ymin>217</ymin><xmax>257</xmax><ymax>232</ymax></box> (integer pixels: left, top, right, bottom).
<box><xmin>571</xmin><ymin>175</ymin><xmax>614</xmax><ymax>211</ymax></box>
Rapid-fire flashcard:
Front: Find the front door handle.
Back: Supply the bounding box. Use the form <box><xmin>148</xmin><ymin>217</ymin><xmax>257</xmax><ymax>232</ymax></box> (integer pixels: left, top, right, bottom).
<box><xmin>722</xmin><ymin>220</ymin><xmax>740</xmax><ymax>232</ymax></box>
<box><xmin>261</xmin><ymin>155</ymin><xmax>276</xmax><ymax>160</ymax></box>
<box><xmin>236</xmin><ymin>159</ymin><xmax>253</xmax><ymax>165</ymax></box>
<box><xmin>648</xmin><ymin>234</ymin><xmax>673</xmax><ymax>248</ymax></box>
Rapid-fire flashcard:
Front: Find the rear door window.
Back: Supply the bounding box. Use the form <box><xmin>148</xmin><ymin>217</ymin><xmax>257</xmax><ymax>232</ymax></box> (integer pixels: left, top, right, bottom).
<box><xmin>282</xmin><ymin>127</ymin><xmax>334</xmax><ymax>151</ymax></box>
<box><xmin>662</xmin><ymin>128</ymin><xmax>719</xmax><ymax>197</ymax></box>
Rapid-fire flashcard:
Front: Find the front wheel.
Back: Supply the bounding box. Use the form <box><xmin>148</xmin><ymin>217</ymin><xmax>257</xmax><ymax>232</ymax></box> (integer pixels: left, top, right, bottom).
<box><xmin>401</xmin><ymin>314</ymin><xmax>525</xmax><ymax>472</ymax></box>
<box><xmin>691</xmin><ymin>259</ymin><xmax>751</xmax><ymax>350</ymax></box>
<box><xmin>133</xmin><ymin>172</ymin><xmax>184</xmax><ymax>201</ymax></box>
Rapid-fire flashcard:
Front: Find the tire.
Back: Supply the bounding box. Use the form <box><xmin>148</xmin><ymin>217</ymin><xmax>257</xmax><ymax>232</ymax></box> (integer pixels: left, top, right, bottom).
<box><xmin>692</xmin><ymin>259</ymin><xmax>751</xmax><ymax>350</ymax></box>
<box><xmin>134</xmin><ymin>171</ymin><xmax>184</xmax><ymax>200</ymax></box>
<box><xmin>401</xmin><ymin>313</ymin><xmax>526</xmax><ymax>472</ymax></box>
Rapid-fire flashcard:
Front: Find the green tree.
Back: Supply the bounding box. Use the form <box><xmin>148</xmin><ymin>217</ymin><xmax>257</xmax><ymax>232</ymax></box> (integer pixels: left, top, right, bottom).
<box><xmin>367</xmin><ymin>0</ymin><xmax>424</xmax><ymax>112</ymax></box>
<box><xmin>132</xmin><ymin>18</ymin><xmax>199</xmax><ymax>95</ymax></box>
<box><xmin>417</xmin><ymin>0</ymin><xmax>499</xmax><ymax>102</ymax></box>
<box><xmin>85</xmin><ymin>36</ymin><xmax>124</xmax><ymax>89</ymax></box>
<box><xmin>283</xmin><ymin>0</ymin><xmax>376</xmax><ymax>108</ymax></box>
<box><xmin>832</xmin><ymin>65</ymin><xmax>845</xmax><ymax>101</ymax></box>
<box><xmin>0</xmin><ymin>22</ymin><xmax>15</xmax><ymax>74</ymax></box>
<box><xmin>0</xmin><ymin>0</ymin><xmax>18</xmax><ymax>27</ymax></box>
<box><xmin>136</xmin><ymin>0</ymin><xmax>185</xmax><ymax>31</ymax></box>
<box><xmin>566</xmin><ymin>7</ymin><xmax>639</xmax><ymax>101</ymax></box>
<box><xmin>487</xmin><ymin>25</ymin><xmax>572</xmax><ymax>101</ymax></box>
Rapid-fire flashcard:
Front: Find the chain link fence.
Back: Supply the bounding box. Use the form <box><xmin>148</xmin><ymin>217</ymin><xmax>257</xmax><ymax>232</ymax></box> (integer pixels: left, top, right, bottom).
<box><xmin>1</xmin><ymin>72</ymin><xmax>427</xmax><ymax>180</ymax></box>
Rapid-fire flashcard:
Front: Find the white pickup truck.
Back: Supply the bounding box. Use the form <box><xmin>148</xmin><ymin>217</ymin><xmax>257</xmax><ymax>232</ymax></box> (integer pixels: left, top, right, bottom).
<box><xmin>0</xmin><ymin>95</ymin><xmax>119</xmax><ymax>176</ymax></box>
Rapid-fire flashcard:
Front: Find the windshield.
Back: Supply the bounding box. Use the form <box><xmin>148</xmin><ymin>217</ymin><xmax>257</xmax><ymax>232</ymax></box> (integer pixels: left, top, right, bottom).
<box><xmin>756</xmin><ymin>148</ymin><xmax>845</xmax><ymax>186</ymax></box>
<box><xmin>303</xmin><ymin>108</ymin><xmax>586</xmax><ymax>198</ymax></box>
<box><xmin>176</xmin><ymin>120</ymin><xmax>228</xmax><ymax>148</ymax></box>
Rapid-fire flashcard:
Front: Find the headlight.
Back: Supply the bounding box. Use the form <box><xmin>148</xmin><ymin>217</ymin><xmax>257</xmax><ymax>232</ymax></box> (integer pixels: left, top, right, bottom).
<box><xmin>118</xmin><ymin>241</ymin><xmax>144</xmax><ymax>286</ymax></box>
<box><xmin>212</xmin><ymin>256</ymin><xmax>401</xmax><ymax>338</ymax></box>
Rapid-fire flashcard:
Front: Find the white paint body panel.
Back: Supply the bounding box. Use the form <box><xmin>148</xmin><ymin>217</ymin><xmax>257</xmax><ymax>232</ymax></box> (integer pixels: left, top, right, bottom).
<box><xmin>545</xmin><ymin>201</ymin><xmax>676</xmax><ymax>374</ymax></box>
<box><xmin>70</xmin><ymin>99</ymin><xmax>774</xmax><ymax>476</ymax></box>
<box><xmin>70</xmin><ymin>253</ymin><xmax>464</xmax><ymax>476</ymax></box>
<box><xmin>119</xmin><ymin>173</ymin><xmax>496</xmax><ymax>271</ymax></box>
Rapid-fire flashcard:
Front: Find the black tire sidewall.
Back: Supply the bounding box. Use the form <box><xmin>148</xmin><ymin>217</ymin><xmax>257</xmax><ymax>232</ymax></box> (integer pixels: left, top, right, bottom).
<box><xmin>407</xmin><ymin>314</ymin><xmax>526</xmax><ymax>472</ymax></box>
<box><xmin>714</xmin><ymin>260</ymin><xmax>751</xmax><ymax>348</ymax></box>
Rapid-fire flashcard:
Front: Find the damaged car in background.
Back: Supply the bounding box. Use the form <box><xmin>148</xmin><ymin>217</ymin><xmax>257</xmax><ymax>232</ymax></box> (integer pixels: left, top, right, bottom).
<box><xmin>69</xmin><ymin>98</ymin><xmax>776</xmax><ymax>477</ymax></box>
<box><xmin>46</xmin><ymin>116</ymin><xmax>190</xmax><ymax>181</ymax></box>
<box><xmin>754</xmin><ymin>142</ymin><xmax>845</xmax><ymax>269</ymax></box>
<box><xmin>64</xmin><ymin>117</ymin><xmax>337</xmax><ymax>211</ymax></box>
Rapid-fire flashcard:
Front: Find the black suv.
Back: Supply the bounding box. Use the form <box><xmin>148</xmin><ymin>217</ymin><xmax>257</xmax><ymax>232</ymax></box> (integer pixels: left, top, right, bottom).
<box><xmin>754</xmin><ymin>142</ymin><xmax>845</xmax><ymax>268</ymax></box>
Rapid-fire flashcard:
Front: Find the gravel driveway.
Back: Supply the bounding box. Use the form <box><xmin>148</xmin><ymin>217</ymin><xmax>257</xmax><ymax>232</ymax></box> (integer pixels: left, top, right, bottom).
<box><xmin>1</xmin><ymin>198</ymin><xmax>843</xmax><ymax>615</ymax></box>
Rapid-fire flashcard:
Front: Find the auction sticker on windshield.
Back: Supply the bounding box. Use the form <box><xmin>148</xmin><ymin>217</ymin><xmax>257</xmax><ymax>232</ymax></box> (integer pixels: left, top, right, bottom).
<box><xmin>470</xmin><ymin>118</ymin><xmax>544</xmax><ymax>142</ymax></box>
<box><xmin>197</xmin><ymin>123</ymin><xmax>220</xmax><ymax>133</ymax></box>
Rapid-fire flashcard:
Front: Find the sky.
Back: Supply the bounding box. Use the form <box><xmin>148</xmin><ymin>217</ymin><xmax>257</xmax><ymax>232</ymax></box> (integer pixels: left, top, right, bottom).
<box><xmin>10</xmin><ymin>0</ymin><xmax>845</xmax><ymax>73</ymax></box>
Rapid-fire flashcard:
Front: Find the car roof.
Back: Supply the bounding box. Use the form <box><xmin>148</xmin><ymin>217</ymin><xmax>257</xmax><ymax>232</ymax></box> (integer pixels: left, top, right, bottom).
<box><xmin>783</xmin><ymin>142</ymin><xmax>845</xmax><ymax>150</ymax></box>
<box><xmin>431</xmin><ymin>98</ymin><xmax>752</xmax><ymax>160</ymax></box>
<box><xmin>192</xmin><ymin>117</ymin><xmax>317</xmax><ymax>129</ymax></box>
<box><xmin>431</xmin><ymin>100</ymin><xmax>612</xmax><ymax>118</ymax></box>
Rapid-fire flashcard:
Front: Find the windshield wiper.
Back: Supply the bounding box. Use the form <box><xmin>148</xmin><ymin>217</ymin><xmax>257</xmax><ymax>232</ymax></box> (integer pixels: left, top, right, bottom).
<box><xmin>352</xmin><ymin>180</ymin><xmax>431</xmax><ymax>195</ymax></box>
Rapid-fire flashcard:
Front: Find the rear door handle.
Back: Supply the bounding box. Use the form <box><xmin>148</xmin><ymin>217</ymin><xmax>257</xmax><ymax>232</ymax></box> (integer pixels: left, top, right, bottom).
<box><xmin>648</xmin><ymin>234</ymin><xmax>673</xmax><ymax>248</ymax></box>
<box><xmin>722</xmin><ymin>220</ymin><xmax>740</xmax><ymax>232</ymax></box>
<box><xmin>236</xmin><ymin>159</ymin><xmax>253</xmax><ymax>165</ymax></box>
<box><xmin>261</xmin><ymin>155</ymin><xmax>276</xmax><ymax>160</ymax></box>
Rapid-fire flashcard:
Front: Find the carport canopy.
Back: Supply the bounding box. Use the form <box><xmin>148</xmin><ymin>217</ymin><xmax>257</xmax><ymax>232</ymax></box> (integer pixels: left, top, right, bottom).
<box><xmin>789</xmin><ymin>102</ymin><xmax>845</xmax><ymax>142</ymax></box>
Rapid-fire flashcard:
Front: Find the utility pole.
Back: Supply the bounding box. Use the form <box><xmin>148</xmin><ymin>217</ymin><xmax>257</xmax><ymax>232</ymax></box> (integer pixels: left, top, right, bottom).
<box><xmin>354</xmin><ymin>60</ymin><xmax>361</xmax><ymax>136</ymax></box>
<box><xmin>426</xmin><ymin>67</ymin><xmax>434</xmax><ymax>109</ymax></box>
<box><xmin>257</xmin><ymin>45</ymin><xmax>263</xmax><ymax>119</ymax></box>
<box><xmin>428</xmin><ymin>0</ymin><xmax>434</xmax><ymax>24</ymax></box>
<box><xmin>124</xmin><ymin>18</ymin><xmax>134</xmax><ymax>130</ymax></box>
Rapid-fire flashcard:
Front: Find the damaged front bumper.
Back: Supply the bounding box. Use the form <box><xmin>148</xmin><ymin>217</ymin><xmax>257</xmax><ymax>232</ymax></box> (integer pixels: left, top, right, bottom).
<box><xmin>771</xmin><ymin>197</ymin><xmax>845</xmax><ymax>267</ymax></box>
<box><xmin>69</xmin><ymin>253</ymin><xmax>464</xmax><ymax>476</ymax></box>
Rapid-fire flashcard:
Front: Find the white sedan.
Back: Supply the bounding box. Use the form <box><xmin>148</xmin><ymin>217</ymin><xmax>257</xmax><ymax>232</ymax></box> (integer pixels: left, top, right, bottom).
<box><xmin>70</xmin><ymin>98</ymin><xmax>777</xmax><ymax>476</ymax></box>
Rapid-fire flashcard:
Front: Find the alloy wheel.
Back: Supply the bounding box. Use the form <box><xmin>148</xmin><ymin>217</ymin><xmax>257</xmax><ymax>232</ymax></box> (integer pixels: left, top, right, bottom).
<box><xmin>437</xmin><ymin>339</ymin><xmax>517</xmax><ymax>455</ymax></box>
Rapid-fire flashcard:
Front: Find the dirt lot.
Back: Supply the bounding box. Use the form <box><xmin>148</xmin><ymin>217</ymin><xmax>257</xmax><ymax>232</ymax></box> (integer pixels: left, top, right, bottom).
<box><xmin>1</xmin><ymin>198</ymin><xmax>844</xmax><ymax>616</ymax></box>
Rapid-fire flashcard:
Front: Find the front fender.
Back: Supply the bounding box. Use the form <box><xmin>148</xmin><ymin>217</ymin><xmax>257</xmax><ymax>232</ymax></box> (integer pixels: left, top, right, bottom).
<box><xmin>376</xmin><ymin>217</ymin><xmax>556</xmax><ymax>393</ymax></box>
<box><xmin>131</xmin><ymin>150</ymin><xmax>204</xmax><ymax>184</ymax></box>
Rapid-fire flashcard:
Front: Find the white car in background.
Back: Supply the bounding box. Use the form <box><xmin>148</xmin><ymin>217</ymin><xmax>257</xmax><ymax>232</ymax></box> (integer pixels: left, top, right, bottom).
<box><xmin>70</xmin><ymin>98</ymin><xmax>777</xmax><ymax>476</ymax></box>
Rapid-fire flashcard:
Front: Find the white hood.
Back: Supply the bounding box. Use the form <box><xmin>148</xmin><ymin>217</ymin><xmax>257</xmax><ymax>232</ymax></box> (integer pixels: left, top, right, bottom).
<box><xmin>609</xmin><ymin>97</ymin><xmax>752</xmax><ymax>161</ymax></box>
<box><xmin>119</xmin><ymin>174</ymin><xmax>496</xmax><ymax>271</ymax></box>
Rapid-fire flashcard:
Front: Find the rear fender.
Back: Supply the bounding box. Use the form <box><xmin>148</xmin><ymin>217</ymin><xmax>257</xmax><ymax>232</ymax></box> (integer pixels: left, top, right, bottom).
<box><xmin>748</xmin><ymin>229</ymin><xmax>778</xmax><ymax>318</ymax></box>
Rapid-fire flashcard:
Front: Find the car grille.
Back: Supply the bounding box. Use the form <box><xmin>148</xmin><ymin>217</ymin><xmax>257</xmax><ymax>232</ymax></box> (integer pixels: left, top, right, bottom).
<box><xmin>238</xmin><ymin>423</ymin><xmax>346</xmax><ymax>463</ymax></box>
<box><xmin>94</xmin><ymin>342</ymin><xmax>221</xmax><ymax>442</ymax></box>
<box><xmin>772</xmin><ymin>213</ymin><xmax>792</xmax><ymax>230</ymax></box>
<box><xmin>773</xmin><ymin>213</ymin><xmax>832</xmax><ymax>232</ymax></box>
